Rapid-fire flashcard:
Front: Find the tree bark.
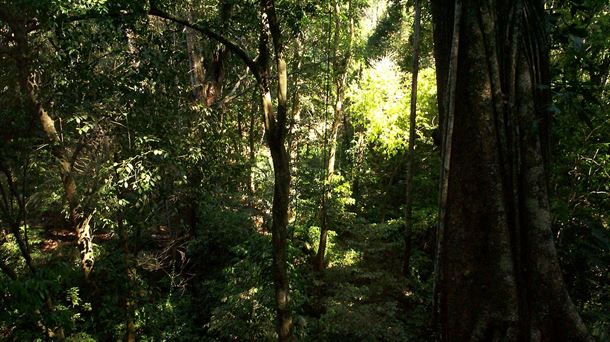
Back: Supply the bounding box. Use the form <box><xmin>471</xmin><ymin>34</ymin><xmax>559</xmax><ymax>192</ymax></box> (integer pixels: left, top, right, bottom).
<box><xmin>6</xmin><ymin>16</ymin><xmax>95</xmax><ymax>278</ymax></box>
<box><xmin>315</xmin><ymin>0</ymin><xmax>353</xmax><ymax>271</ymax></box>
<box><xmin>149</xmin><ymin>2</ymin><xmax>294</xmax><ymax>338</ymax></box>
<box><xmin>351</xmin><ymin>131</ymin><xmax>366</xmax><ymax>210</ymax></box>
<box><xmin>430</xmin><ymin>1</ymin><xmax>591</xmax><ymax>340</ymax></box>
<box><xmin>402</xmin><ymin>0</ymin><xmax>421</xmax><ymax>276</ymax></box>
<box><xmin>258</xmin><ymin>0</ymin><xmax>293</xmax><ymax>339</ymax></box>
<box><xmin>184</xmin><ymin>3</ymin><xmax>231</xmax><ymax>107</ymax></box>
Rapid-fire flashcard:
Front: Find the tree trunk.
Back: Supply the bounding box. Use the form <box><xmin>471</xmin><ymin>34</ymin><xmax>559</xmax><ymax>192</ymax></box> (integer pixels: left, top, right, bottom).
<box><xmin>9</xmin><ymin>20</ymin><xmax>94</xmax><ymax>278</ymax></box>
<box><xmin>259</xmin><ymin>0</ymin><xmax>293</xmax><ymax>339</ymax></box>
<box><xmin>0</xmin><ymin>259</ymin><xmax>16</xmax><ymax>280</ymax></box>
<box><xmin>315</xmin><ymin>0</ymin><xmax>353</xmax><ymax>271</ymax></box>
<box><xmin>378</xmin><ymin>159</ymin><xmax>401</xmax><ymax>223</ymax></box>
<box><xmin>351</xmin><ymin>131</ymin><xmax>366</xmax><ymax>210</ymax></box>
<box><xmin>148</xmin><ymin>2</ymin><xmax>294</xmax><ymax>338</ymax></box>
<box><xmin>248</xmin><ymin>100</ymin><xmax>258</xmax><ymax>201</ymax></box>
<box><xmin>184</xmin><ymin>3</ymin><xmax>231</xmax><ymax>107</ymax></box>
<box><xmin>402</xmin><ymin>0</ymin><xmax>421</xmax><ymax>276</ymax></box>
<box><xmin>0</xmin><ymin>161</ymin><xmax>35</xmax><ymax>273</ymax></box>
<box><xmin>287</xmin><ymin>34</ymin><xmax>303</xmax><ymax>225</ymax></box>
<box><xmin>113</xmin><ymin>158</ymin><xmax>136</xmax><ymax>342</ymax></box>
<box><xmin>431</xmin><ymin>1</ymin><xmax>591</xmax><ymax>340</ymax></box>
<box><xmin>185</xmin><ymin>19</ymin><xmax>207</xmax><ymax>102</ymax></box>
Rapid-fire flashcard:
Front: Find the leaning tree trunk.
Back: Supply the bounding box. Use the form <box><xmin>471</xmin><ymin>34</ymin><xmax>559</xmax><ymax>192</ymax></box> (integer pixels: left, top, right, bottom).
<box><xmin>431</xmin><ymin>0</ymin><xmax>591</xmax><ymax>341</ymax></box>
<box><xmin>9</xmin><ymin>18</ymin><xmax>95</xmax><ymax>278</ymax></box>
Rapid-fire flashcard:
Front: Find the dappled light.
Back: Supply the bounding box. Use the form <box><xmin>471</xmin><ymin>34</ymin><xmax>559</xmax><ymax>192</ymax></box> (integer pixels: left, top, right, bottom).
<box><xmin>0</xmin><ymin>0</ymin><xmax>608</xmax><ymax>341</ymax></box>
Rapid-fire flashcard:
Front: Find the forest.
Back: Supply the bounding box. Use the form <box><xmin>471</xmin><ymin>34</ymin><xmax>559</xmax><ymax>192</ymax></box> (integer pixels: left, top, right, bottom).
<box><xmin>0</xmin><ymin>0</ymin><xmax>608</xmax><ymax>341</ymax></box>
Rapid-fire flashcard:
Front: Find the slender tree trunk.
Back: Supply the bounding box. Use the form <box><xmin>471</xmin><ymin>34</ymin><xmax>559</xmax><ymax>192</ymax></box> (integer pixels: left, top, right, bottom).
<box><xmin>185</xmin><ymin>18</ymin><xmax>206</xmax><ymax>102</ymax></box>
<box><xmin>315</xmin><ymin>0</ymin><xmax>353</xmax><ymax>271</ymax></box>
<box><xmin>351</xmin><ymin>131</ymin><xmax>365</xmax><ymax>210</ymax></box>
<box><xmin>114</xmin><ymin>158</ymin><xmax>136</xmax><ymax>342</ymax></box>
<box><xmin>431</xmin><ymin>1</ymin><xmax>591</xmax><ymax>340</ymax></box>
<box><xmin>287</xmin><ymin>34</ymin><xmax>303</xmax><ymax>225</ymax></box>
<box><xmin>378</xmin><ymin>159</ymin><xmax>401</xmax><ymax>223</ymax></box>
<box><xmin>118</xmin><ymin>216</ymin><xmax>136</xmax><ymax>342</ymax></box>
<box><xmin>0</xmin><ymin>215</ymin><xmax>17</xmax><ymax>279</ymax></box>
<box><xmin>287</xmin><ymin>35</ymin><xmax>303</xmax><ymax>156</ymax></box>
<box><xmin>259</xmin><ymin>0</ymin><xmax>293</xmax><ymax>339</ymax></box>
<box><xmin>149</xmin><ymin>2</ymin><xmax>294</xmax><ymax>338</ymax></box>
<box><xmin>248</xmin><ymin>101</ymin><xmax>257</xmax><ymax>201</ymax></box>
<box><xmin>402</xmin><ymin>0</ymin><xmax>422</xmax><ymax>276</ymax></box>
<box><xmin>0</xmin><ymin>162</ymin><xmax>35</xmax><ymax>273</ymax></box>
<box><xmin>0</xmin><ymin>158</ymin><xmax>64</xmax><ymax>339</ymax></box>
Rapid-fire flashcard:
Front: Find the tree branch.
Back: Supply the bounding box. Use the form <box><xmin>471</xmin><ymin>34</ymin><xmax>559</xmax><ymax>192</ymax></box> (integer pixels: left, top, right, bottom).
<box><xmin>147</xmin><ymin>6</ymin><xmax>260</xmax><ymax>83</ymax></box>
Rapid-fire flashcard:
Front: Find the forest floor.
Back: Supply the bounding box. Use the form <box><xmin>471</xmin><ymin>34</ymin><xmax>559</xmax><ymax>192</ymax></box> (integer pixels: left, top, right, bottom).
<box><xmin>302</xmin><ymin>222</ymin><xmax>433</xmax><ymax>340</ymax></box>
<box><xmin>2</xmin><ymin>220</ymin><xmax>435</xmax><ymax>340</ymax></box>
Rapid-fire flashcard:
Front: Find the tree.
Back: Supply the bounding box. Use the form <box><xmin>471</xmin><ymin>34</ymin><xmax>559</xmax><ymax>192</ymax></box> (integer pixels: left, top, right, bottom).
<box><xmin>431</xmin><ymin>0</ymin><xmax>591</xmax><ymax>340</ymax></box>
<box><xmin>149</xmin><ymin>0</ymin><xmax>294</xmax><ymax>338</ymax></box>
<box><xmin>402</xmin><ymin>0</ymin><xmax>421</xmax><ymax>276</ymax></box>
<box><xmin>315</xmin><ymin>0</ymin><xmax>354</xmax><ymax>272</ymax></box>
<box><xmin>0</xmin><ymin>4</ymin><xmax>95</xmax><ymax>278</ymax></box>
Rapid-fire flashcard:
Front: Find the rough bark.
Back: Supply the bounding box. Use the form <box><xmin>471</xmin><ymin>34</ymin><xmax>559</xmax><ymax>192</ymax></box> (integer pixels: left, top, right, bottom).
<box><xmin>430</xmin><ymin>1</ymin><xmax>591</xmax><ymax>340</ymax></box>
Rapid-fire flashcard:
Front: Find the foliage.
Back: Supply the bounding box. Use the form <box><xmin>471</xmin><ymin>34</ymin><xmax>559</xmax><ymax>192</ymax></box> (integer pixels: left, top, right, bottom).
<box><xmin>548</xmin><ymin>0</ymin><xmax>610</xmax><ymax>338</ymax></box>
<box><xmin>0</xmin><ymin>0</ymin><xmax>607</xmax><ymax>340</ymax></box>
<box><xmin>348</xmin><ymin>57</ymin><xmax>436</xmax><ymax>157</ymax></box>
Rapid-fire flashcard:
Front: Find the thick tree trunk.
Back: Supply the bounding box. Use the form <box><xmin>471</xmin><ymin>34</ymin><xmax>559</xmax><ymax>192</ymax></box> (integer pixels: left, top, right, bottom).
<box><xmin>260</xmin><ymin>82</ymin><xmax>293</xmax><ymax>341</ymax></box>
<box><xmin>266</xmin><ymin>127</ymin><xmax>292</xmax><ymax>340</ymax></box>
<box><xmin>431</xmin><ymin>1</ymin><xmax>591</xmax><ymax>341</ymax></box>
